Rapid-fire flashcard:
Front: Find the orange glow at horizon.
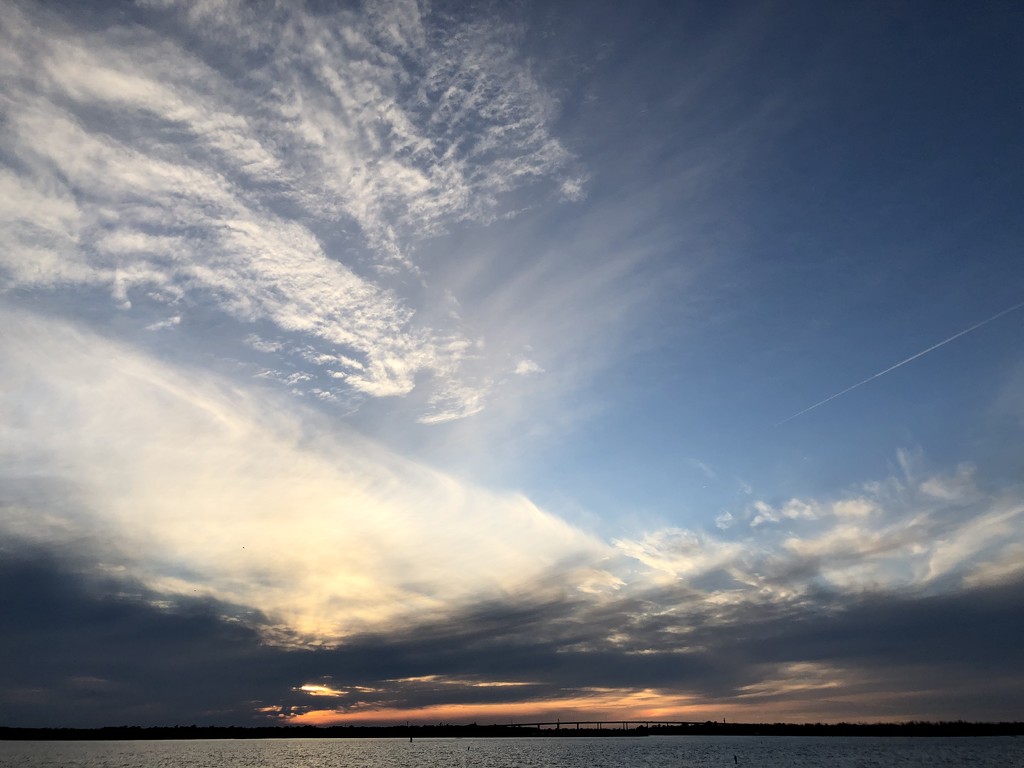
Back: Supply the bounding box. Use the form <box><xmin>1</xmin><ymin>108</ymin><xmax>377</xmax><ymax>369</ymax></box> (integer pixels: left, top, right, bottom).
<box><xmin>278</xmin><ymin>689</ymin><xmax>715</xmax><ymax>727</ymax></box>
<box><xmin>267</xmin><ymin>663</ymin><xmax>944</xmax><ymax>726</ymax></box>
<box><xmin>269</xmin><ymin>681</ymin><xmax>931</xmax><ymax>727</ymax></box>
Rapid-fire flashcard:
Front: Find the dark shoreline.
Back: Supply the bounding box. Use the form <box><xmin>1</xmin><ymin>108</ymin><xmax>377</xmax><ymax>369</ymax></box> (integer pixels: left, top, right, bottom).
<box><xmin>2</xmin><ymin>721</ymin><xmax>1022</xmax><ymax>740</ymax></box>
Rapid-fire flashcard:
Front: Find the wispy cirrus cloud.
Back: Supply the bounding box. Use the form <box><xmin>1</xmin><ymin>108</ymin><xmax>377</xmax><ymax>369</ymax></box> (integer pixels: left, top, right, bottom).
<box><xmin>0</xmin><ymin>0</ymin><xmax>582</xmax><ymax>422</ymax></box>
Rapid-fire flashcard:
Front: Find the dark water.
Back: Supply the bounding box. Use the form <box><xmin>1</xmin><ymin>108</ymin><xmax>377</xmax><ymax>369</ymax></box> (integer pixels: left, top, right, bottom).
<box><xmin>1</xmin><ymin>735</ymin><xmax>1021</xmax><ymax>767</ymax></box>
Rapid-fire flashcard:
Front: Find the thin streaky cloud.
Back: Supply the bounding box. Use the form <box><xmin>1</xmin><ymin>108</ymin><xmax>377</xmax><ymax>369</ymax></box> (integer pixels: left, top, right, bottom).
<box><xmin>0</xmin><ymin>0</ymin><xmax>582</xmax><ymax>422</ymax></box>
<box><xmin>778</xmin><ymin>300</ymin><xmax>1024</xmax><ymax>425</ymax></box>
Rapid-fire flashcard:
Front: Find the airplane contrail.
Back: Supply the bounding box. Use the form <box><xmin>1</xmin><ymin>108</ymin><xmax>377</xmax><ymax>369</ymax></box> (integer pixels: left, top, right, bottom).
<box><xmin>777</xmin><ymin>300</ymin><xmax>1024</xmax><ymax>426</ymax></box>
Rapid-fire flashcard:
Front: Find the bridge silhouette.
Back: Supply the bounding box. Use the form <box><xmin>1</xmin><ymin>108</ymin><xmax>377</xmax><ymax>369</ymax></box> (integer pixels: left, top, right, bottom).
<box><xmin>506</xmin><ymin>720</ymin><xmax>704</xmax><ymax>730</ymax></box>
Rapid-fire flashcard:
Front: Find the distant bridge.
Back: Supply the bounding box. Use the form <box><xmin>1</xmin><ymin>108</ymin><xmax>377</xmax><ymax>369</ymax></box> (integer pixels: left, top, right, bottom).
<box><xmin>506</xmin><ymin>720</ymin><xmax>705</xmax><ymax>730</ymax></box>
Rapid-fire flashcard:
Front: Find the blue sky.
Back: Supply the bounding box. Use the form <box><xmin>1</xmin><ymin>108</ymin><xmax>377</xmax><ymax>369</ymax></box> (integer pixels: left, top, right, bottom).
<box><xmin>1</xmin><ymin>0</ymin><xmax>1023</xmax><ymax>725</ymax></box>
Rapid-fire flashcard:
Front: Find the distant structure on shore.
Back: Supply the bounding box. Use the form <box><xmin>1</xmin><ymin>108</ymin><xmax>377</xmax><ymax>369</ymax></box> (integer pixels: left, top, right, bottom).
<box><xmin>2</xmin><ymin>721</ymin><xmax>1022</xmax><ymax>741</ymax></box>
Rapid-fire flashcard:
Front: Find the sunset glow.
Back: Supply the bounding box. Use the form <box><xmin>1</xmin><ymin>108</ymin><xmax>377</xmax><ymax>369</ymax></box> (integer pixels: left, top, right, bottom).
<box><xmin>1</xmin><ymin>0</ymin><xmax>1022</xmax><ymax>729</ymax></box>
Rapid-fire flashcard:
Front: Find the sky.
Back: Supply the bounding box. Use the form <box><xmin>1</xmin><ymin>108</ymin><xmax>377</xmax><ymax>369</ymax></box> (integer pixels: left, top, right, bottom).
<box><xmin>1</xmin><ymin>0</ymin><xmax>1023</xmax><ymax>727</ymax></box>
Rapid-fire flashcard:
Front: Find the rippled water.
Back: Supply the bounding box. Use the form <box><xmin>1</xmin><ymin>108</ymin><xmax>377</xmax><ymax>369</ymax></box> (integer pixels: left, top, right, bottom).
<box><xmin>1</xmin><ymin>735</ymin><xmax>1021</xmax><ymax>767</ymax></box>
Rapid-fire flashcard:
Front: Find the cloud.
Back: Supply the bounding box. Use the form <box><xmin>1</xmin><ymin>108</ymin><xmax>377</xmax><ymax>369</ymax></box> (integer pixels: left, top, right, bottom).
<box><xmin>0</xmin><ymin>309</ymin><xmax>607</xmax><ymax>644</ymax></box>
<box><xmin>3</xmin><ymin>309</ymin><xmax>1023</xmax><ymax>723</ymax></box>
<box><xmin>613</xmin><ymin>528</ymin><xmax>744</xmax><ymax>585</ymax></box>
<box><xmin>612</xmin><ymin>457</ymin><xmax>1024</xmax><ymax>607</ymax></box>
<box><xmin>0</xmin><ymin>0</ymin><xmax>583</xmax><ymax>422</ymax></box>
<box><xmin>689</xmin><ymin>459</ymin><xmax>718</xmax><ymax>481</ymax></box>
<box><xmin>4</xmin><ymin>542</ymin><xmax>1022</xmax><ymax>728</ymax></box>
<box><xmin>145</xmin><ymin>315</ymin><xmax>182</xmax><ymax>331</ymax></box>
<box><xmin>749</xmin><ymin>500</ymin><xmax>778</xmax><ymax>527</ymax></box>
<box><xmin>3</xmin><ymin>331</ymin><xmax>1024</xmax><ymax>726</ymax></box>
<box><xmin>4</xmin><ymin>1</ymin><xmax>1023</xmax><ymax>728</ymax></box>
<box><xmin>9</xmin><ymin>308</ymin><xmax>1011</xmax><ymax>651</ymax></box>
<box><xmin>514</xmin><ymin>359</ymin><xmax>544</xmax><ymax>376</ymax></box>
<box><xmin>0</xmin><ymin>0</ymin><xmax>699</xmax><ymax>472</ymax></box>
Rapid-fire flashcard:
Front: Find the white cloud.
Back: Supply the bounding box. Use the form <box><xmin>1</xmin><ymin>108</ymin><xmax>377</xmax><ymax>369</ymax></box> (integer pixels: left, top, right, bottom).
<box><xmin>137</xmin><ymin>0</ymin><xmax>578</xmax><ymax>266</ymax></box>
<box><xmin>4</xmin><ymin>307</ymin><xmax>1023</xmax><ymax>653</ymax></box>
<box><xmin>964</xmin><ymin>542</ymin><xmax>1024</xmax><ymax>587</ymax></box>
<box><xmin>919</xmin><ymin>463</ymin><xmax>977</xmax><ymax>501</ymax></box>
<box><xmin>559</xmin><ymin>176</ymin><xmax>588</xmax><ymax>202</ymax></box>
<box><xmin>0</xmin><ymin>0</ymin><xmax>583</xmax><ymax>423</ymax></box>
<box><xmin>244</xmin><ymin>334</ymin><xmax>284</xmax><ymax>354</ymax></box>
<box><xmin>779</xmin><ymin>499</ymin><xmax>818</xmax><ymax>521</ymax></box>
<box><xmin>0</xmin><ymin>309</ymin><xmax>608</xmax><ymax>644</ymax></box>
<box><xmin>832</xmin><ymin>498</ymin><xmax>876</xmax><ymax>518</ymax></box>
<box><xmin>145</xmin><ymin>315</ymin><xmax>181</xmax><ymax>331</ymax></box>
<box><xmin>613</xmin><ymin>458</ymin><xmax>1024</xmax><ymax>603</ymax></box>
<box><xmin>749</xmin><ymin>499</ymin><xmax>778</xmax><ymax>527</ymax></box>
<box><xmin>924</xmin><ymin>500</ymin><xmax>1024</xmax><ymax>583</ymax></box>
<box><xmin>613</xmin><ymin>527</ymin><xmax>745</xmax><ymax>583</ymax></box>
<box><xmin>514</xmin><ymin>359</ymin><xmax>544</xmax><ymax>376</ymax></box>
<box><xmin>689</xmin><ymin>459</ymin><xmax>718</xmax><ymax>480</ymax></box>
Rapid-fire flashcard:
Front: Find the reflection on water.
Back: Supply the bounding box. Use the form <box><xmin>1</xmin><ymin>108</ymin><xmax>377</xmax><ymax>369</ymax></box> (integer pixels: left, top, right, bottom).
<box><xmin>1</xmin><ymin>735</ymin><xmax>1021</xmax><ymax>768</ymax></box>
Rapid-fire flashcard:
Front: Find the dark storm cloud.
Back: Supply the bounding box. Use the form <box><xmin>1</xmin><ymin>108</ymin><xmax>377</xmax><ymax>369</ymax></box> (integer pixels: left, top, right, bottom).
<box><xmin>289</xmin><ymin>580</ymin><xmax>1024</xmax><ymax>720</ymax></box>
<box><xmin>4</xmin><ymin>545</ymin><xmax>1022</xmax><ymax>726</ymax></box>
<box><xmin>0</xmin><ymin>546</ymin><xmax>284</xmax><ymax>726</ymax></box>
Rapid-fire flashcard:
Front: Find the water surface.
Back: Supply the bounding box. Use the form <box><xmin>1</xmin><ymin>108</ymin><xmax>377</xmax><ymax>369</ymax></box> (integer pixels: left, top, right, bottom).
<box><xmin>1</xmin><ymin>735</ymin><xmax>1020</xmax><ymax>767</ymax></box>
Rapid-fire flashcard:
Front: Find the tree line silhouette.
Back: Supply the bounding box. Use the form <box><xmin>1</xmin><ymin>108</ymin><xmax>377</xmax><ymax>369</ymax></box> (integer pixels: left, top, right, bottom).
<box><xmin>2</xmin><ymin>720</ymin><xmax>1022</xmax><ymax>740</ymax></box>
